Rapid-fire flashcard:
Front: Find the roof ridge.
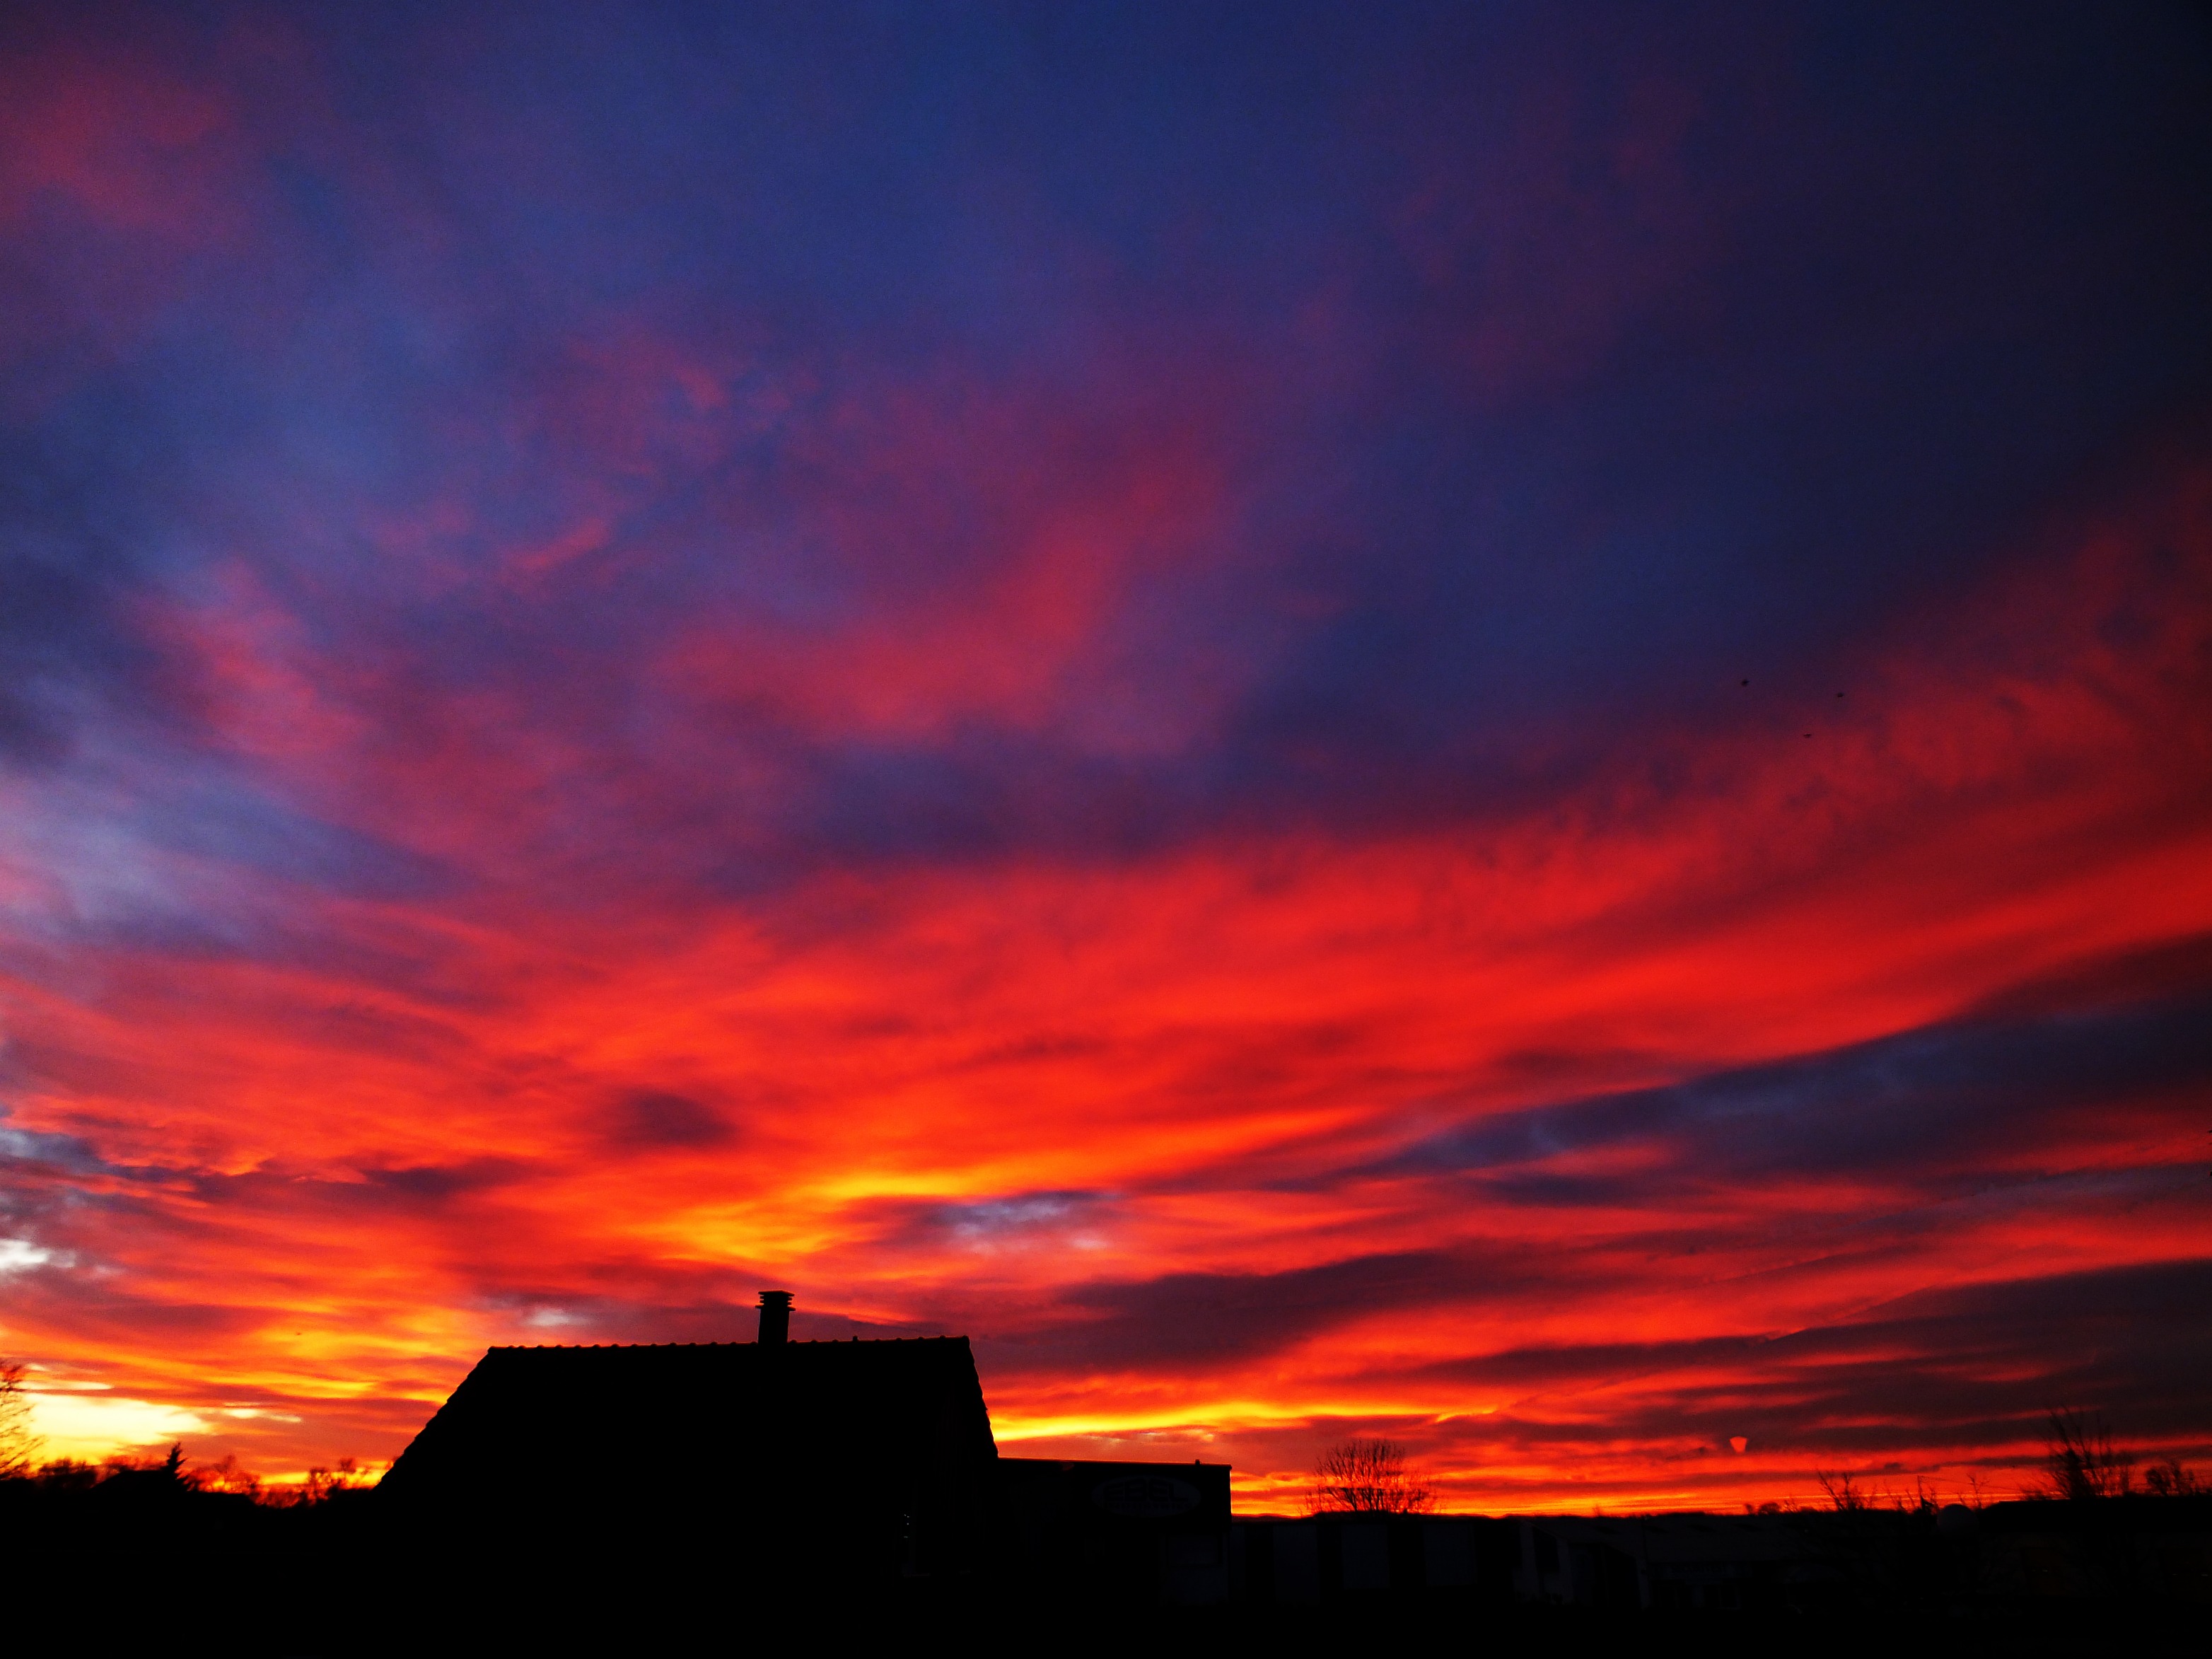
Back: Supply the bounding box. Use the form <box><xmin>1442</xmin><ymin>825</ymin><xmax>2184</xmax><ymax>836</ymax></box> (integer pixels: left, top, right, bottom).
<box><xmin>484</xmin><ymin>1334</ymin><xmax>970</xmax><ymax>1353</ymax></box>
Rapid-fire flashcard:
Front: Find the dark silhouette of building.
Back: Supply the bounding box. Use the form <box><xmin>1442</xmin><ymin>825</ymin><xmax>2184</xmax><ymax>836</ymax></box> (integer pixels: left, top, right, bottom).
<box><xmin>378</xmin><ymin>1292</ymin><xmax>1235</xmax><ymax>1606</ymax></box>
<box><xmin>995</xmin><ymin>1457</ymin><xmax>1233</xmax><ymax>1604</ymax></box>
<box><xmin>380</xmin><ymin>1292</ymin><xmax>996</xmax><ymax>1593</ymax></box>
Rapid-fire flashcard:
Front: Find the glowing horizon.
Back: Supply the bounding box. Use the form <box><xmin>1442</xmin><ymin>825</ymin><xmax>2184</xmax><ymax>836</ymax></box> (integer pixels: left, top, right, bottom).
<box><xmin>2</xmin><ymin>4</ymin><xmax>2208</xmax><ymax>1514</ymax></box>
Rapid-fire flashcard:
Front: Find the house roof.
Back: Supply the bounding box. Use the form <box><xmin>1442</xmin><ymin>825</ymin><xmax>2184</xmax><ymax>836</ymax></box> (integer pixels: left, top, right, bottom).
<box><xmin>379</xmin><ymin>1336</ymin><xmax>996</xmax><ymax>1507</ymax></box>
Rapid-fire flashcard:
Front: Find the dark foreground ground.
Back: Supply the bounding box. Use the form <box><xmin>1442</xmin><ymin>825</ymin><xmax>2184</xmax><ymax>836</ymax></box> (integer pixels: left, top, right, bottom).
<box><xmin>4</xmin><ymin>1479</ymin><xmax>2203</xmax><ymax>1657</ymax></box>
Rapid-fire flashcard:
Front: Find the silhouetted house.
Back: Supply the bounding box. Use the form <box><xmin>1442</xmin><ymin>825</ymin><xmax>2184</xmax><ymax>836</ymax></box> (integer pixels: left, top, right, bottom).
<box><xmin>380</xmin><ymin>1294</ymin><xmax>998</xmax><ymax>1590</ymax></box>
<box><xmin>380</xmin><ymin>1293</ymin><xmax>1235</xmax><ymax>1605</ymax></box>
<box><xmin>996</xmin><ymin>1457</ymin><xmax>1233</xmax><ymax>1605</ymax></box>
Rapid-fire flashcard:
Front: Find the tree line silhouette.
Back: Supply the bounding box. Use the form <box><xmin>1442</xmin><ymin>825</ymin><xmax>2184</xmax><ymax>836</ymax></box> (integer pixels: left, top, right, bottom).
<box><xmin>1</xmin><ymin>1361</ymin><xmax>363</xmax><ymax>1506</ymax></box>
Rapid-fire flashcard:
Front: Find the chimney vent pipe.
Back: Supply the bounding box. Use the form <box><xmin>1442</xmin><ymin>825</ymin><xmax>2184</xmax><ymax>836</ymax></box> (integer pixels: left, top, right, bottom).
<box><xmin>757</xmin><ymin>1290</ymin><xmax>793</xmax><ymax>1346</ymax></box>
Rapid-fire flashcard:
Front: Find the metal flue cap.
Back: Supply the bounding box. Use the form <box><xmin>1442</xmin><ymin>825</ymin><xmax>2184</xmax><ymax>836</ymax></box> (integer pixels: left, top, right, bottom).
<box><xmin>757</xmin><ymin>1289</ymin><xmax>793</xmax><ymax>1346</ymax></box>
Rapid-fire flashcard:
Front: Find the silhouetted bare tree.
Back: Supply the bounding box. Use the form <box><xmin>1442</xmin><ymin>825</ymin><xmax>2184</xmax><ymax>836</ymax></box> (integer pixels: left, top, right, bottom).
<box><xmin>0</xmin><ymin>1358</ymin><xmax>40</xmax><ymax>1479</ymax></box>
<box><xmin>1311</xmin><ymin>1438</ymin><xmax>1435</xmax><ymax>1514</ymax></box>
<box><xmin>2143</xmin><ymin>1458</ymin><xmax>2201</xmax><ymax>1496</ymax></box>
<box><xmin>2037</xmin><ymin>1407</ymin><xmax>2133</xmax><ymax>1501</ymax></box>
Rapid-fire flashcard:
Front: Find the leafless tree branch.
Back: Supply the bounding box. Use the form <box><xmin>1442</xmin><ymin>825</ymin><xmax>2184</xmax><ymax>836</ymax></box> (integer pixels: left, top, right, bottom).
<box><xmin>0</xmin><ymin>1358</ymin><xmax>42</xmax><ymax>1479</ymax></box>
<box><xmin>1310</xmin><ymin>1437</ymin><xmax>1435</xmax><ymax>1515</ymax></box>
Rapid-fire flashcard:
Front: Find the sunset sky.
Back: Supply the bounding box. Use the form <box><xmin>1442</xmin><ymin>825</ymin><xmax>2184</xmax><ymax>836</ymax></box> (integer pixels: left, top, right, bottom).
<box><xmin>3</xmin><ymin>3</ymin><xmax>2210</xmax><ymax>1513</ymax></box>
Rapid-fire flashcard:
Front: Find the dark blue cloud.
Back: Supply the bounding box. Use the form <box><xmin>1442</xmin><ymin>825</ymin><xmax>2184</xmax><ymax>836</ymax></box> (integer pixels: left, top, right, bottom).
<box><xmin>1413</xmin><ymin>1257</ymin><xmax>2212</xmax><ymax>1455</ymax></box>
<box><xmin>885</xmin><ymin>1189</ymin><xmax>1114</xmax><ymax>1254</ymax></box>
<box><xmin>0</xmin><ymin>1114</ymin><xmax>112</xmax><ymax>1177</ymax></box>
<box><xmin>1378</xmin><ymin>936</ymin><xmax>2212</xmax><ymax>1198</ymax></box>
